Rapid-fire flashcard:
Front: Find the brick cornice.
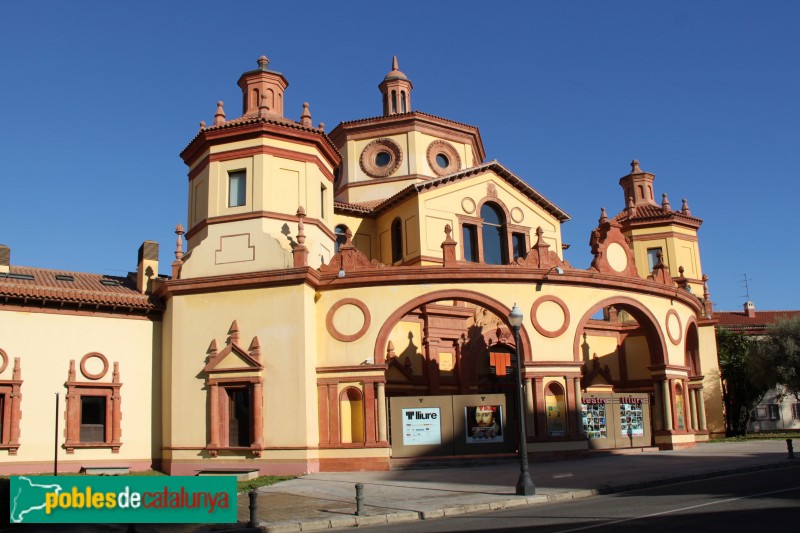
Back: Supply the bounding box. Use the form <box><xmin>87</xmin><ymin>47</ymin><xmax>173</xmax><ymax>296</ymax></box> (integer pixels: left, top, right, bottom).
<box><xmin>330</xmin><ymin>111</ymin><xmax>485</xmax><ymax>163</ymax></box>
<box><xmin>181</xmin><ymin>120</ymin><xmax>341</xmax><ymax>172</ymax></box>
<box><xmin>157</xmin><ymin>267</ymin><xmax>321</xmax><ymax>299</ymax></box>
<box><xmin>188</xmin><ymin>144</ymin><xmax>336</xmax><ymax>183</ymax></box>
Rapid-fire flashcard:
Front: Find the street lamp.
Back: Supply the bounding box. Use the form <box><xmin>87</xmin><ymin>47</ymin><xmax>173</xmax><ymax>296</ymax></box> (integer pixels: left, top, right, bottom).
<box><xmin>508</xmin><ymin>303</ymin><xmax>535</xmax><ymax>496</ymax></box>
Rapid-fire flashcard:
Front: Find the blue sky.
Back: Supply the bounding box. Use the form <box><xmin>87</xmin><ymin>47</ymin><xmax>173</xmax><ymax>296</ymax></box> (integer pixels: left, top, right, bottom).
<box><xmin>1</xmin><ymin>1</ymin><xmax>797</xmax><ymax>311</ymax></box>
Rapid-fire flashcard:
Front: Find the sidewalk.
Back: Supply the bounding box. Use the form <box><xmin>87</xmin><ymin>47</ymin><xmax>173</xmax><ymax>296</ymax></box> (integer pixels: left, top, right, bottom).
<box><xmin>239</xmin><ymin>440</ymin><xmax>798</xmax><ymax>532</ymax></box>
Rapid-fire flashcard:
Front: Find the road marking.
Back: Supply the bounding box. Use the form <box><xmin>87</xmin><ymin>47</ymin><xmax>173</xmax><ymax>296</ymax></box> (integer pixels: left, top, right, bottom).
<box><xmin>554</xmin><ymin>485</ymin><xmax>800</xmax><ymax>532</ymax></box>
<box><xmin>552</xmin><ymin>473</ymin><xmax>574</xmax><ymax>479</ymax></box>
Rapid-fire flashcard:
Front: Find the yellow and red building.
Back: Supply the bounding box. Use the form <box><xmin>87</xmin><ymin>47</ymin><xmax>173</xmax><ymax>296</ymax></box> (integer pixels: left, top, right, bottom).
<box><xmin>0</xmin><ymin>55</ymin><xmax>723</xmax><ymax>476</ymax></box>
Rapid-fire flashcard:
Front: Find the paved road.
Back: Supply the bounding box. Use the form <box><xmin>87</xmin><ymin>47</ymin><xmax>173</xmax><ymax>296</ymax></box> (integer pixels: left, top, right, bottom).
<box><xmin>347</xmin><ymin>465</ymin><xmax>800</xmax><ymax>532</ymax></box>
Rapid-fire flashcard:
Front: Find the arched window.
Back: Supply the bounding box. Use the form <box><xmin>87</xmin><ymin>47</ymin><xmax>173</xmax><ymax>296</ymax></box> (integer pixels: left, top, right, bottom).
<box><xmin>334</xmin><ymin>225</ymin><xmax>348</xmax><ymax>253</ymax></box>
<box><xmin>391</xmin><ymin>218</ymin><xmax>403</xmax><ymax>263</ymax></box>
<box><xmin>391</xmin><ymin>90</ymin><xmax>397</xmax><ymax>114</ymax></box>
<box><xmin>480</xmin><ymin>203</ymin><xmax>507</xmax><ymax>265</ymax></box>
<box><xmin>401</xmin><ymin>91</ymin><xmax>407</xmax><ymax>113</ymax></box>
<box><xmin>340</xmin><ymin>387</ymin><xmax>365</xmax><ymax>444</ymax></box>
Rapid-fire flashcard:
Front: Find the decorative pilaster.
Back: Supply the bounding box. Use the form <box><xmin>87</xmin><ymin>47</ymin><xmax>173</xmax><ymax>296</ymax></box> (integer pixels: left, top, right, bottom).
<box><xmin>111</xmin><ymin>363</ymin><xmax>122</xmax><ymax>452</ymax></box>
<box><xmin>208</xmin><ymin>383</ymin><xmax>220</xmax><ymax>450</ymax></box>
<box><xmin>252</xmin><ymin>381</ymin><xmax>264</xmax><ymax>454</ymax></box>
<box><xmin>364</xmin><ymin>382</ymin><xmax>377</xmax><ymax>444</ymax></box>
<box><xmin>7</xmin><ymin>358</ymin><xmax>22</xmax><ymax>453</ymax></box>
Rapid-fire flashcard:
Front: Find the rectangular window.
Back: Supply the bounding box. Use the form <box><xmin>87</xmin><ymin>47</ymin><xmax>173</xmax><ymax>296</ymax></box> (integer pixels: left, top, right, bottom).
<box><xmin>228</xmin><ymin>388</ymin><xmax>251</xmax><ymax>447</ymax></box>
<box><xmin>792</xmin><ymin>404</ymin><xmax>800</xmax><ymax>420</ymax></box>
<box><xmin>767</xmin><ymin>404</ymin><xmax>780</xmax><ymax>420</ymax></box>
<box><xmin>228</xmin><ymin>171</ymin><xmax>246</xmax><ymax>207</ymax></box>
<box><xmin>647</xmin><ymin>247</ymin><xmax>663</xmax><ymax>272</ymax></box>
<box><xmin>512</xmin><ymin>232</ymin><xmax>527</xmax><ymax>261</ymax></box>
<box><xmin>80</xmin><ymin>396</ymin><xmax>106</xmax><ymax>443</ymax></box>
<box><xmin>462</xmin><ymin>224</ymin><xmax>478</xmax><ymax>262</ymax></box>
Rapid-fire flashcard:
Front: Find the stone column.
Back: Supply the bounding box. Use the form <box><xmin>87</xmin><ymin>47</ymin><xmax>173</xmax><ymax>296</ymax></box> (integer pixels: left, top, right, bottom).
<box><xmin>689</xmin><ymin>387</ymin><xmax>698</xmax><ymax>431</ymax></box>
<box><xmin>661</xmin><ymin>379</ymin><xmax>673</xmax><ymax>431</ymax></box>
<box><xmin>696</xmin><ymin>388</ymin><xmax>707</xmax><ymax>431</ymax></box>
<box><xmin>363</xmin><ymin>382</ymin><xmax>377</xmax><ymax>444</ymax></box>
<box><xmin>573</xmin><ymin>377</ymin><xmax>583</xmax><ymax>437</ymax></box>
<box><xmin>524</xmin><ymin>378</ymin><xmax>535</xmax><ymax>437</ymax></box>
<box><xmin>377</xmin><ymin>382</ymin><xmax>387</xmax><ymax>442</ymax></box>
<box><xmin>534</xmin><ymin>377</ymin><xmax>546</xmax><ymax>438</ymax></box>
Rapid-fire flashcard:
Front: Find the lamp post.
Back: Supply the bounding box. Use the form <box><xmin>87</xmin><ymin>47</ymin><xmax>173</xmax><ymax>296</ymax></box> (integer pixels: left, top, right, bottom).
<box><xmin>508</xmin><ymin>303</ymin><xmax>535</xmax><ymax>496</ymax></box>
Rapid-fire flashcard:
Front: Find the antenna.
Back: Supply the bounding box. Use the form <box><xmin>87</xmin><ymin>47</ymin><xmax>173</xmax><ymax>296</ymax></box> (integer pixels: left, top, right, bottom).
<box><xmin>740</xmin><ymin>273</ymin><xmax>753</xmax><ymax>301</ymax></box>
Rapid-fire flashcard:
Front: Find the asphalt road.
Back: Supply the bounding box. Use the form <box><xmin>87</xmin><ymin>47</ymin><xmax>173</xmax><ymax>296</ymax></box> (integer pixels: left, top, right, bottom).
<box><xmin>346</xmin><ymin>465</ymin><xmax>800</xmax><ymax>532</ymax></box>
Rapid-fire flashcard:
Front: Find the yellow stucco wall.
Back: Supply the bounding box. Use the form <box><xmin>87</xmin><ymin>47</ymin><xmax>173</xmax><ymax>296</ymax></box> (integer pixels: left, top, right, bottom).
<box><xmin>163</xmin><ymin>284</ymin><xmax>319</xmax><ymax>451</ymax></box>
<box><xmin>0</xmin><ymin>309</ymin><xmax>160</xmax><ymax>470</ymax></box>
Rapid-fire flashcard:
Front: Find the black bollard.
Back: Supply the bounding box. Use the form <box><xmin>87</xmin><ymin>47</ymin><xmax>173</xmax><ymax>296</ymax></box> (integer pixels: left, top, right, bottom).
<box><xmin>355</xmin><ymin>483</ymin><xmax>364</xmax><ymax>516</ymax></box>
<box><xmin>787</xmin><ymin>438</ymin><xmax>795</xmax><ymax>459</ymax></box>
<box><xmin>248</xmin><ymin>489</ymin><xmax>258</xmax><ymax>528</ymax></box>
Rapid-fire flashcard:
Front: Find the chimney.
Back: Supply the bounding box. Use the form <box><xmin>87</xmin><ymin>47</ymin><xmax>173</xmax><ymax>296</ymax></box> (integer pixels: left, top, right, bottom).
<box><xmin>744</xmin><ymin>300</ymin><xmax>756</xmax><ymax>318</ymax></box>
<box><xmin>0</xmin><ymin>244</ymin><xmax>9</xmax><ymax>274</ymax></box>
<box><xmin>137</xmin><ymin>241</ymin><xmax>159</xmax><ymax>294</ymax></box>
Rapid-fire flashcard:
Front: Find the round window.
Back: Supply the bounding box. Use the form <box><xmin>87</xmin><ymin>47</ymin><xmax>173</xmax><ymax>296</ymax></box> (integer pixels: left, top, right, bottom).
<box><xmin>436</xmin><ymin>153</ymin><xmax>449</xmax><ymax>168</ymax></box>
<box><xmin>375</xmin><ymin>151</ymin><xmax>392</xmax><ymax>167</ymax></box>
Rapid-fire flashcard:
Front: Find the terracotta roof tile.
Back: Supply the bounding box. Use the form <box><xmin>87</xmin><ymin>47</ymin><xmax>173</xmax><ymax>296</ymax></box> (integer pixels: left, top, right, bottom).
<box><xmin>336</xmin><ymin>110</ymin><xmax>478</xmax><ymax>131</ymax></box>
<box><xmin>182</xmin><ymin>114</ymin><xmax>340</xmax><ymax>157</ymax></box>
<box><xmin>715</xmin><ymin>310</ymin><xmax>800</xmax><ymax>334</ymax></box>
<box><xmin>612</xmin><ymin>204</ymin><xmax>703</xmax><ymax>225</ymax></box>
<box><xmin>0</xmin><ymin>266</ymin><xmax>162</xmax><ymax>312</ymax></box>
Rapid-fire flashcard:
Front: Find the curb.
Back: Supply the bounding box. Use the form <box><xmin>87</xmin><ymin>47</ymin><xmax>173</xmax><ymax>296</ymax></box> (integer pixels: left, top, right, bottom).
<box><xmin>239</xmin><ymin>459</ymin><xmax>798</xmax><ymax>532</ymax></box>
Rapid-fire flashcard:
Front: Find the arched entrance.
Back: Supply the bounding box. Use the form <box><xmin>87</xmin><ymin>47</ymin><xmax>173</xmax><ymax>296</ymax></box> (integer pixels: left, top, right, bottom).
<box><xmin>574</xmin><ymin>297</ymin><xmax>669</xmax><ymax>449</ymax></box>
<box><xmin>374</xmin><ymin>290</ymin><xmax>531</xmax><ymax>458</ymax></box>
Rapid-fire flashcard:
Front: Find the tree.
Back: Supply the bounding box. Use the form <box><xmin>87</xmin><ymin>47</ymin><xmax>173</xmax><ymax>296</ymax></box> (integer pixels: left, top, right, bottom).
<box><xmin>716</xmin><ymin>327</ymin><xmax>777</xmax><ymax>436</ymax></box>
<box><xmin>763</xmin><ymin>316</ymin><xmax>800</xmax><ymax>401</ymax></box>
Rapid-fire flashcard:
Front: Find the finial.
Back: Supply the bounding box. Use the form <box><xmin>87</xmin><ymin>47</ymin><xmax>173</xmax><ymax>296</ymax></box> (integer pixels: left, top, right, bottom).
<box><xmin>599</xmin><ymin>207</ymin><xmax>608</xmax><ymax>224</ymax></box>
<box><xmin>318</xmin><ymin>122</ymin><xmax>325</xmax><ymax>130</ymax></box>
<box><xmin>229</xmin><ymin>320</ymin><xmax>239</xmax><ymax>344</ymax></box>
<box><xmin>444</xmin><ymin>224</ymin><xmax>452</xmax><ymax>240</ymax></box>
<box><xmin>214</xmin><ymin>101</ymin><xmax>226</xmax><ymax>126</ymax></box>
<box><xmin>112</xmin><ymin>362</ymin><xmax>120</xmax><ymax>384</ymax></box>
<box><xmin>536</xmin><ymin>226</ymin><xmax>544</xmax><ymax>238</ymax></box>
<box><xmin>345</xmin><ymin>228</ymin><xmax>354</xmax><ymax>247</ymax></box>
<box><xmin>301</xmin><ymin>102</ymin><xmax>312</xmax><ymax>127</ymax></box>
<box><xmin>661</xmin><ymin>193</ymin><xmax>671</xmax><ymax>212</ymax></box>
<box><xmin>68</xmin><ymin>360</ymin><xmax>76</xmax><ymax>381</ymax></box>
<box><xmin>257</xmin><ymin>55</ymin><xmax>270</xmax><ymax>71</ymax></box>
<box><xmin>249</xmin><ymin>336</ymin><xmax>261</xmax><ymax>360</ymax></box>
<box><xmin>392</xmin><ymin>55</ymin><xmax>399</xmax><ymax>71</ymax></box>
<box><xmin>259</xmin><ymin>94</ymin><xmax>269</xmax><ymax>118</ymax></box>
<box><xmin>679</xmin><ymin>266</ymin><xmax>685</xmax><ymax>275</ymax></box>
<box><xmin>296</xmin><ymin>206</ymin><xmax>306</xmax><ymax>245</ymax></box>
<box><xmin>681</xmin><ymin>198</ymin><xmax>691</xmax><ymax>216</ymax></box>
<box><xmin>208</xmin><ymin>339</ymin><xmax>218</xmax><ymax>357</ymax></box>
<box><xmin>199</xmin><ymin>120</ymin><xmax>206</xmax><ymax>130</ymax></box>
<box><xmin>630</xmin><ymin>160</ymin><xmax>641</xmax><ymax>173</ymax></box>
<box><xmin>174</xmin><ymin>224</ymin><xmax>185</xmax><ymax>261</ymax></box>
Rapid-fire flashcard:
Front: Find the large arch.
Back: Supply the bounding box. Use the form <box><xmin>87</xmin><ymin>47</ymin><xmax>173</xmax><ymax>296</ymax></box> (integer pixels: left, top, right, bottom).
<box><xmin>572</xmin><ymin>296</ymin><xmax>669</xmax><ymax>368</ymax></box>
<box><xmin>373</xmin><ymin>289</ymin><xmax>532</xmax><ymax>365</ymax></box>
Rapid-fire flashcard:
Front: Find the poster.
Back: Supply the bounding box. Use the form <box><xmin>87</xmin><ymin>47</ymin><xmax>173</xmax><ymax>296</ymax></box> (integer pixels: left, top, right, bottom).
<box><xmin>581</xmin><ymin>398</ymin><xmax>607</xmax><ymax>439</ymax></box>
<box><xmin>401</xmin><ymin>407</ymin><xmax>442</xmax><ymax>445</ymax></box>
<box><xmin>546</xmin><ymin>394</ymin><xmax>566</xmax><ymax>437</ymax></box>
<box><xmin>619</xmin><ymin>397</ymin><xmax>644</xmax><ymax>437</ymax></box>
<box><xmin>465</xmin><ymin>405</ymin><xmax>504</xmax><ymax>443</ymax></box>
